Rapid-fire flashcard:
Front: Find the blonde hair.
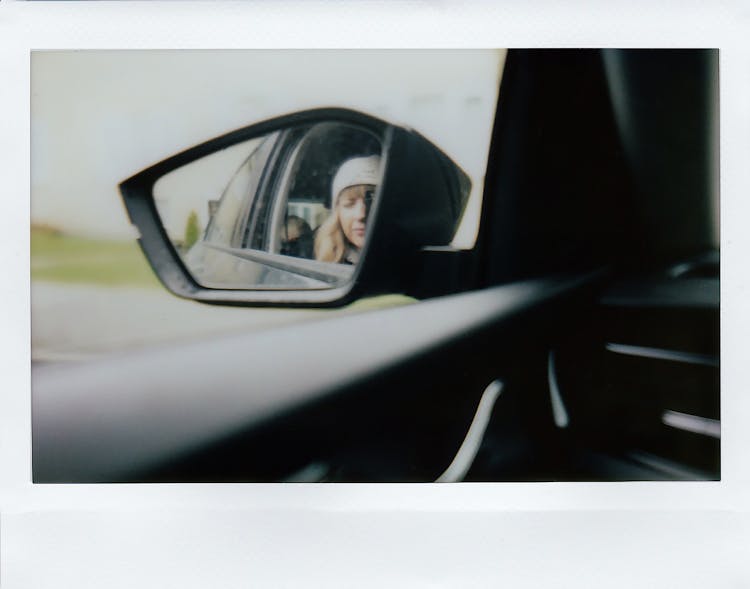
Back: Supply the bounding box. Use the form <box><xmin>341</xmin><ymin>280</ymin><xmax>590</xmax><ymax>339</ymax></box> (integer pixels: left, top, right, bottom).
<box><xmin>314</xmin><ymin>209</ymin><xmax>346</xmax><ymax>263</ymax></box>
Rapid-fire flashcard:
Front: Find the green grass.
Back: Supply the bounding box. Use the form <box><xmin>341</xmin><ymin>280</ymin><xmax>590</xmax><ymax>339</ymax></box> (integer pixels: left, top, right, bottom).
<box><xmin>31</xmin><ymin>228</ymin><xmax>160</xmax><ymax>288</ymax></box>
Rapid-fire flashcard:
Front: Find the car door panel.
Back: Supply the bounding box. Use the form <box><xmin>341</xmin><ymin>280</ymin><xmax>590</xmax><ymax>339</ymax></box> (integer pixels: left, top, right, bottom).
<box><xmin>33</xmin><ymin>273</ymin><xmax>600</xmax><ymax>483</ymax></box>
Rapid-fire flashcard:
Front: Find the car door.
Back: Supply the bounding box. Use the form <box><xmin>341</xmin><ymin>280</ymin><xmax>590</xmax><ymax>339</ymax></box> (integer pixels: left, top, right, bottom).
<box><xmin>32</xmin><ymin>49</ymin><xmax>719</xmax><ymax>483</ymax></box>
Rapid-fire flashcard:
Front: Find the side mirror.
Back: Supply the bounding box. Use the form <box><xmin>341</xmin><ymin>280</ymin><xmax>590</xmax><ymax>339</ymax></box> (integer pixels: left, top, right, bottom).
<box><xmin>120</xmin><ymin>108</ymin><xmax>471</xmax><ymax>307</ymax></box>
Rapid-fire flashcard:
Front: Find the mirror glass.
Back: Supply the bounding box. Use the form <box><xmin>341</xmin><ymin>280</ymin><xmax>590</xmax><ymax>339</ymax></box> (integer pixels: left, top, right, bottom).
<box><xmin>153</xmin><ymin>122</ymin><xmax>384</xmax><ymax>289</ymax></box>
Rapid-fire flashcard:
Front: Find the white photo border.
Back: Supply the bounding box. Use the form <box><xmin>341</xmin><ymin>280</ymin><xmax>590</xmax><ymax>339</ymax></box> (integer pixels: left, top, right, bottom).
<box><xmin>2</xmin><ymin>1</ymin><xmax>749</xmax><ymax>587</ymax></box>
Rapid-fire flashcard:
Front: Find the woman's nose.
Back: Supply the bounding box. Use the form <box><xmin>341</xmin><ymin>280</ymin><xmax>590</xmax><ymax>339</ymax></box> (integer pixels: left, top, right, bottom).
<box><xmin>355</xmin><ymin>200</ymin><xmax>367</xmax><ymax>219</ymax></box>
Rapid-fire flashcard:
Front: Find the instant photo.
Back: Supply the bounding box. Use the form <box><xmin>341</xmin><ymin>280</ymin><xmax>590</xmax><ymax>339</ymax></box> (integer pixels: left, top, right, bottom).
<box><xmin>31</xmin><ymin>49</ymin><xmax>719</xmax><ymax>483</ymax></box>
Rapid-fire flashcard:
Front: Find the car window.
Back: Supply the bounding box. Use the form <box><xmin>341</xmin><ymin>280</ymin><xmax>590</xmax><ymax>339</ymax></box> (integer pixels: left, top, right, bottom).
<box><xmin>204</xmin><ymin>134</ymin><xmax>277</xmax><ymax>248</ymax></box>
<box><xmin>152</xmin><ymin>133</ymin><xmax>278</xmax><ymax>252</ymax></box>
<box><xmin>31</xmin><ymin>50</ymin><xmax>503</xmax><ymax>360</ymax></box>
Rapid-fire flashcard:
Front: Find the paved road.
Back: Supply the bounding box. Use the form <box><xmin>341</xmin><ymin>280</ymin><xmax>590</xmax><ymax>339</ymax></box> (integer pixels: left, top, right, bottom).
<box><xmin>31</xmin><ymin>282</ymin><xmax>330</xmax><ymax>362</ymax></box>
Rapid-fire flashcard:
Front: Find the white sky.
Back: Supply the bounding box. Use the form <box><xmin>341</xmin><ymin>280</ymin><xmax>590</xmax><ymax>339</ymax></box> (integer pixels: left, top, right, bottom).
<box><xmin>31</xmin><ymin>50</ymin><xmax>502</xmax><ymax>239</ymax></box>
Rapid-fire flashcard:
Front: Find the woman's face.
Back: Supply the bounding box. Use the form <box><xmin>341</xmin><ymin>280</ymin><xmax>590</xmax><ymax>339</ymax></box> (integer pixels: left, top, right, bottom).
<box><xmin>337</xmin><ymin>184</ymin><xmax>374</xmax><ymax>249</ymax></box>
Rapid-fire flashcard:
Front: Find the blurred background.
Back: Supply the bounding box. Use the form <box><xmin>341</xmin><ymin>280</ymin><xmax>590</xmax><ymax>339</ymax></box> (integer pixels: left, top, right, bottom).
<box><xmin>31</xmin><ymin>50</ymin><xmax>503</xmax><ymax>361</ymax></box>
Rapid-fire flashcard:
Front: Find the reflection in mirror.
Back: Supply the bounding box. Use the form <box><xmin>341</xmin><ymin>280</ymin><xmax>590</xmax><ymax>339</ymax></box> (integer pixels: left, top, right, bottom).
<box><xmin>153</xmin><ymin>122</ymin><xmax>383</xmax><ymax>290</ymax></box>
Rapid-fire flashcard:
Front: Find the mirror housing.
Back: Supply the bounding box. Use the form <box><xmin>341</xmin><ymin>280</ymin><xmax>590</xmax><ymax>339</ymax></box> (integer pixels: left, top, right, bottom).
<box><xmin>120</xmin><ymin>108</ymin><xmax>471</xmax><ymax>307</ymax></box>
